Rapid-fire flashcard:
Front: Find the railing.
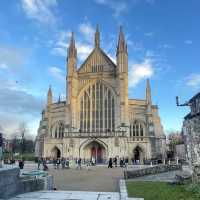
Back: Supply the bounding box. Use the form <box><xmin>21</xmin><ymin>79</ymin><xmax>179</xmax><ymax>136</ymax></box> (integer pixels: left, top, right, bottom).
<box><xmin>64</xmin><ymin>131</ymin><xmax>126</xmax><ymax>138</ymax></box>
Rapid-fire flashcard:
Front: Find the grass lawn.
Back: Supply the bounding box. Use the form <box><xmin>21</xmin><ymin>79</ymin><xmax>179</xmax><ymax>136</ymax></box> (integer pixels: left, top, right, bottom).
<box><xmin>126</xmin><ymin>181</ymin><xmax>199</xmax><ymax>200</ymax></box>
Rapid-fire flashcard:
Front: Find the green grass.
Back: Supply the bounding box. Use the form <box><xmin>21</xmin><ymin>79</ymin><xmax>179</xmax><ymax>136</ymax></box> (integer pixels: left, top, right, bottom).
<box><xmin>126</xmin><ymin>181</ymin><xmax>199</xmax><ymax>200</ymax></box>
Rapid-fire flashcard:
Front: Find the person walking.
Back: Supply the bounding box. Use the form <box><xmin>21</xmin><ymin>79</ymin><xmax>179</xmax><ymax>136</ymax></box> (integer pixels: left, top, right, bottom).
<box><xmin>61</xmin><ymin>157</ymin><xmax>65</xmax><ymax>169</ymax></box>
<box><xmin>113</xmin><ymin>157</ymin><xmax>117</xmax><ymax>167</ymax></box>
<box><xmin>56</xmin><ymin>158</ymin><xmax>60</xmax><ymax>169</ymax></box>
<box><xmin>86</xmin><ymin>160</ymin><xmax>91</xmax><ymax>170</ymax></box>
<box><xmin>125</xmin><ymin>157</ymin><xmax>129</xmax><ymax>168</ymax></box>
<box><xmin>77</xmin><ymin>158</ymin><xmax>82</xmax><ymax>170</ymax></box>
<box><xmin>19</xmin><ymin>159</ymin><xmax>24</xmax><ymax>169</ymax></box>
<box><xmin>43</xmin><ymin>158</ymin><xmax>48</xmax><ymax>171</ymax></box>
<box><xmin>108</xmin><ymin>158</ymin><xmax>113</xmax><ymax>168</ymax></box>
<box><xmin>37</xmin><ymin>157</ymin><xmax>42</xmax><ymax>170</ymax></box>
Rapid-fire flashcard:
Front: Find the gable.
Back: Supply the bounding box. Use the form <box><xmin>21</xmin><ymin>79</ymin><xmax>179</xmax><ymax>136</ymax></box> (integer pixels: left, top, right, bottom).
<box><xmin>78</xmin><ymin>48</ymin><xmax>116</xmax><ymax>74</ymax></box>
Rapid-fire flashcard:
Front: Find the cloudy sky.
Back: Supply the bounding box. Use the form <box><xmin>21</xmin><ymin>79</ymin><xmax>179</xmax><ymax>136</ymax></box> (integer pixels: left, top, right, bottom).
<box><xmin>0</xmin><ymin>0</ymin><xmax>199</xmax><ymax>138</ymax></box>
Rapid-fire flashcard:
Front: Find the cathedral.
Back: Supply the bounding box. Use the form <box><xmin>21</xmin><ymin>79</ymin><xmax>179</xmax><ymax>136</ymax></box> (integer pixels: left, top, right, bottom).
<box><xmin>35</xmin><ymin>26</ymin><xmax>166</xmax><ymax>163</ymax></box>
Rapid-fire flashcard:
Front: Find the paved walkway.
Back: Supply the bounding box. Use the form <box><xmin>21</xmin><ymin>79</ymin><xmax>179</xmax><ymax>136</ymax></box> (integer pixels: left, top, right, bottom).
<box><xmin>9</xmin><ymin>190</ymin><xmax>120</xmax><ymax>200</ymax></box>
<box><xmin>48</xmin><ymin>166</ymin><xmax>123</xmax><ymax>192</ymax></box>
<box><xmin>22</xmin><ymin>163</ymin><xmax>149</xmax><ymax>192</ymax></box>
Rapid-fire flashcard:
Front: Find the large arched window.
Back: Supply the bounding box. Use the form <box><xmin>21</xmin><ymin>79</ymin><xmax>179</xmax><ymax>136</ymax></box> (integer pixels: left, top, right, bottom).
<box><xmin>130</xmin><ymin>120</ymin><xmax>145</xmax><ymax>140</ymax></box>
<box><xmin>79</xmin><ymin>81</ymin><xmax>115</xmax><ymax>132</ymax></box>
<box><xmin>52</xmin><ymin>121</ymin><xmax>64</xmax><ymax>138</ymax></box>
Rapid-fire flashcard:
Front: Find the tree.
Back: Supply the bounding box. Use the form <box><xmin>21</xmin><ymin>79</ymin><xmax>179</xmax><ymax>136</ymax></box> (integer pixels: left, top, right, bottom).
<box><xmin>167</xmin><ymin>131</ymin><xmax>184</xmax><ymax>158</ymax></box>
<box><xmin>18</xmin><ymin>122</ymin><xmax>28</xmax><ymax>155</ymax></box>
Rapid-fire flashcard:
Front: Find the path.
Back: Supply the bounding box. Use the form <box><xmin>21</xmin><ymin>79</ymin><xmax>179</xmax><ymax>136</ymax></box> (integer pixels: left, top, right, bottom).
<box><xmin>22</xmin><ymin>163</ymin><xmax>148</xmax><ymax>192</ymax></box>
<box><xmin>49</xmin><ymin>166</ymin><xmax>124</xmax><ymax>192</ymax></box>
<box><xmin>9</xmin><ymin>190</ymin><xmax>120</xmax><ymax>200</ymax></box>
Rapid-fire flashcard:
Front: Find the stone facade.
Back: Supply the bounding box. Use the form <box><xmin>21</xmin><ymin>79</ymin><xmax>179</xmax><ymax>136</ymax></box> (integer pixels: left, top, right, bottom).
<box><xmin>182</xmin><ymin>92</ymin><xmax>200</xmax><ymax>182</ymax></box>
<box><xmin>35</xmin><ymin>26</ymin><xmax>166</xmax><ymax>163</ymax></box>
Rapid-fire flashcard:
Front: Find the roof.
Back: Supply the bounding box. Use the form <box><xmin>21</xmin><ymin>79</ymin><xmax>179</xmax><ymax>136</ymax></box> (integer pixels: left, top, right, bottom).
<box><xmin>184</xmin><ymin>112</ymin><xmax>200</xmax><ymax>120</ymax></box>
<box><xmin>189</xmin><ymin>91</ymin><xmax>200</xmax><ymax>103</ymax></box>
<box><xmin>77</xmin><ymin>47</ymin><xmax>117</xmax><ymax>73</ymax></box>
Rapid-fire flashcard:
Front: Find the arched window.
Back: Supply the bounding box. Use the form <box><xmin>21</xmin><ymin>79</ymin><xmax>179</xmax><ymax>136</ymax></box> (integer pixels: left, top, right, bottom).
<box><xmin>79</xmin><ymin>81</ymin><xmax>115</xmax><ymax>132</ymax></box>
<box><xmin>52</xmin><ymin>121</ymin><xmax>64</xmax><ymax>138</ymax></box>
<box><xmin>129</xmin><ymin>120</ymin><xmax>145</xmax><ymax>140</ymax></box>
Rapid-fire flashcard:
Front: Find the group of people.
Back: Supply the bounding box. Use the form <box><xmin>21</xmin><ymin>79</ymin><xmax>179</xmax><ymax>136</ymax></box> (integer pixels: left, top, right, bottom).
<box><xmin>52</xmin><ymin>157</ymin><xmax>69</xmax><ymax>169</ymax></box>
<box><xmin>108</xmin><ymin>157</ymin><xmax>129</xmax><ymax>168</ymax></box>
<box><xmin>37</xmin><ymin>158</ymin><xmax>49</xmax><ymax>171</ymax></box>
<box><xmin>36</xmin><ymin>156</ymin><xmax>141</xmax><ymax>171</ymax></box>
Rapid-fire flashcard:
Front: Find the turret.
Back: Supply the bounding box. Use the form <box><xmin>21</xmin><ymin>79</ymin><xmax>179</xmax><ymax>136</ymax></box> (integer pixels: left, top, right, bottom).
<box><xmin>116</xmin><ymin>26</ymin><xmax>129</xmax><ymax>127</ymax></box>
<box><xmin>67</xmin><ymin>32</ymin><xmax>77</xmax><ymax>103</ymax></box>
<box><xmin>95</xmin><ymin>25</ymin><xmax>100</xmax><ymax>48</ymax></box>
<box><xmin>66</xmin><ymin>32</ymin><xmax>78</xmax><ymax>128</ymax></box>
<box><xmin>47</xmin><ymin>85</ymin><xmax>52</xmax><ymax>106</ymax></box>
<box><xmin>146</xmin><ymin>79</ymin><xmax>152</xmax><ymax>113</ymax></box>
<box><xmin>116</xmin><ymin>26</ymin><xmax>128</xmax><ymax>74</ymax></box>
<box><xmin>67</xmin><ymin>32</ymin><xmax>77</xmax><ymax>77</ymax></box>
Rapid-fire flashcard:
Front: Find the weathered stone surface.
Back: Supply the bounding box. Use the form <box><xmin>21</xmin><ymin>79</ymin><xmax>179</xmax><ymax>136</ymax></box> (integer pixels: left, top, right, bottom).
<box><xmin>0</xmin><ymin>166</ymin><xmax>20</xmax><ymax>199</ymax></box>
<box><xmin>124</xmin><ymin>164</ymin><xmax>182</xmax><ymax>179</ymax></box>
<box><xmin>0</xmin><ymin>166</ymin><xmax>53</xmax><ymax>199</ymax></box>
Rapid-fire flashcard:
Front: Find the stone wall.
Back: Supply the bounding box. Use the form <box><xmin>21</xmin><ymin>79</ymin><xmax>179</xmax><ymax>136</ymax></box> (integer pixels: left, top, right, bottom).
<box><xmin>124</xmin><ymin>164</ymin><xmax>182</xmax><ymax>179</ymax></box>
<box><xmin>0</xmin><ymin>166</ymin><xmax>21</xmax><ymax>199</ymax></box>
<box><xmin>0</xmin><ymin>166</ymin><xmax>53</xmax><ymax>199</ymax></box>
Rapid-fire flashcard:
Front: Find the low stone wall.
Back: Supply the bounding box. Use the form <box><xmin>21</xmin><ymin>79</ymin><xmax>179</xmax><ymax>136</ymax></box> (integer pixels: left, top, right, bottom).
<box><xmin>124</xmin><ymin>164</ymin><xmax>182</xmax><ymax>179</ymax></box>
<box><xmin>0</xmin><ymin>166</ymin><xmax>53</xmax><ymax>199</ymax></box>
<box><xmin>0</xmin><ymin>166</ymin><xmax>21</xmax><ymax>199</ymax></box>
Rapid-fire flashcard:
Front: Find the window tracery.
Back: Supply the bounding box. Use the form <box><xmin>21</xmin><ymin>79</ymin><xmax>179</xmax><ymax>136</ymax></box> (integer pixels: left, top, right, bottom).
<box><xmin>79</xmin><ymin>81</ymin><xmax>115</xmax><ymax>132</ymax></box>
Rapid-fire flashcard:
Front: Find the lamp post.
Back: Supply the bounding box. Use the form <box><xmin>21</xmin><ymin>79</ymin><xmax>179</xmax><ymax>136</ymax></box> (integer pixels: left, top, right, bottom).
<box><xmin>0</xmin><ymin>133</ymin><xmax>3</xmax><ymax>168</ymax></box>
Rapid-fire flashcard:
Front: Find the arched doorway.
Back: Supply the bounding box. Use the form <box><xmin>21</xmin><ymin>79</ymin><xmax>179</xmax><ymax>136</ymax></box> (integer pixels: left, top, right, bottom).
<box><xmin>51</xmin><ymin>146</ymin><xmax>61</xmax><ymax>159</ymax></box>
<box><xmin>133</xmin><ymin>146</ymin><xmax>143</xmax><ymax>164</ymax></box>
<box><xmin>83</xmin><ymin>141</ymin><xmax>106</xmax><ymax>164</ymax></box>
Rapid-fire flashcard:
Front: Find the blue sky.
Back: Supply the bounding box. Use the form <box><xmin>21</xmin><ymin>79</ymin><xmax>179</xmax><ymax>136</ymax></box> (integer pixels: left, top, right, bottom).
<box><xmin>0</xmin><ymin>0</ymin><xmax>199</xmax><ymax>138</ymax></box>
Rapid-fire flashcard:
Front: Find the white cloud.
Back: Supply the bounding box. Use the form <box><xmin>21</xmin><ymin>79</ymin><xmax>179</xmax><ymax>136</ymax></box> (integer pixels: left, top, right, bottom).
<box><xmin>163</xmin><ymin>44</ymin><xmax>174</xmax><ymax>49</ymax></box>
<box><xmin>94</xmin><ymin>0</ymin><xmax>128</xmax><ymax>17</ymax></box>
<box><xmin>76</xmin><ymin>42</ymin><xmax>93</xmax><ymax>61</ymax></box>
<box><xmin>21</xmin><ymin>0</ymin><xmax>57</xmax><ymax>25</ymax></box>
<box><xmin>107</xmin><ymin>53</ymin><xmax>116</xmax><ymax>64</ymax></box>
<box><xmin>95</xmin><ymin>0</ymin><xmax>156</xmax><ymax>17</ymax></box>
<box><xmin>184</xmin><ymin>40</ymin><xmax>193</xmax><ymax>45</ymax></box>
<box><xmin>51</xmin><ymin>30</ymin><xmax>70</xmax><ymax>57</ymax></box>
<box><xmin>0</xmin><ymin>46</ymin><xmax>24</xmax><ymax>72</ymax></box>
<box><xmin>0</xmin><ymin>63</ymin><xmax>8</xmax><ymax>69</ymax></box>
<box><xmin>185</xmin><ymin>73</ymin><xmax>200</xmax><ymax>88</ymax></box>
<box><xmin>145</xmin><ymin>0</ymin><xmax>155</xmax><ymax>4</ymax></box>
<box><xmin>51</xmin><ymin>29</ymin><xmax>93</xmax><ymax>62</ymax></box>
<box><xmin>49</xmin><ymin>66</ymin><xmax>65</xmax><ymax>82</ymax></box>
<box><xmin>145</xmin><ymin>32</ymin><xmax>154</xmax><ymax>37</ymax></box>
<box><xmin>0</xmin><ymin>78</ymin><xmax>44</xmax><ymax>138</ymax></box>
<box><xmin>79</xmin><ymin>23</ymin><xmax>95</xmax><ymax>43</ymax></box>
<box><xmin>129</xmin><ymin>58</ymin><xmax>154</xmax><ymax>87</ymax></box>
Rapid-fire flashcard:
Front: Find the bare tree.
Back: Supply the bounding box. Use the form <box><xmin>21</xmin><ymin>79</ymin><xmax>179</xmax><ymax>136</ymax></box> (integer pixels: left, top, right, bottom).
<box><xmin>18</xmin><ymin>122</ymin><xmax>29</xmax><ymax>155</ymax></box>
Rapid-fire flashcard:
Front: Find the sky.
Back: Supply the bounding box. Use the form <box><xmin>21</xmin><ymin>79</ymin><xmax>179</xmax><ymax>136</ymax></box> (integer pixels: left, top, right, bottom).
<box><xmin>0</xmin><ymin>0</ymin><xmax>199</xmax><ymax>138</ymax></box>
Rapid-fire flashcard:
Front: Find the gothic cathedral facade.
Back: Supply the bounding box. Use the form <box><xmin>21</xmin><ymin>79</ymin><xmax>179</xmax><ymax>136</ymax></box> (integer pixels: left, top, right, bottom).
<box><xmin>35</xmin><ymin>26</ymin><xmax>166</xmax><ymax>163</ymax></box>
